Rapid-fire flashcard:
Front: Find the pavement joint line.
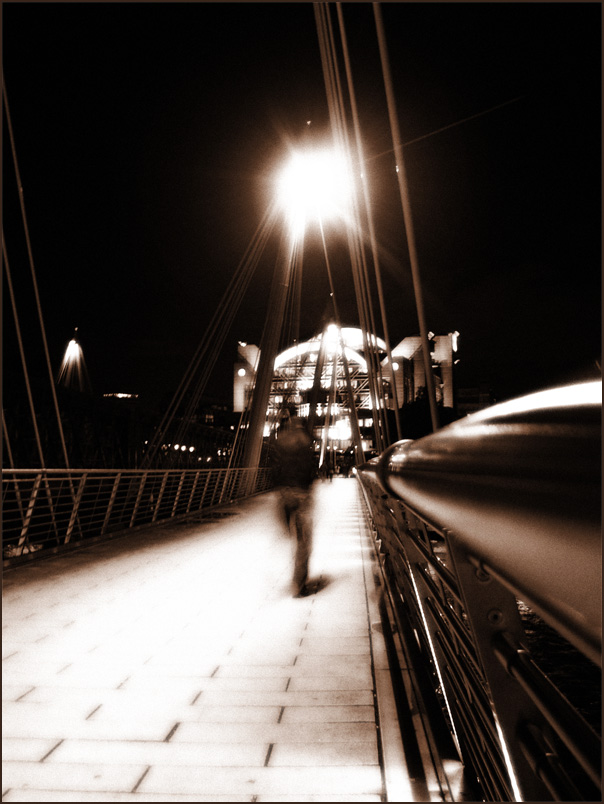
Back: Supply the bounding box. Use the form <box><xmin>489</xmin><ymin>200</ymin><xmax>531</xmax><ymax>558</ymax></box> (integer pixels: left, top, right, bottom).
<box><xmin>40</xmin><ymin>739</ymin><xmax>63</xmax><ymax>762</ymax></box>
<box><xmin>263</xmin><ymin>743</ymin><xmax>274</xmax><ymax>766</ymax></box>
<box><xmin>131</xmin><ymin>765</ymin><xmax>151</xmax><ymax>793</ymax></box>
<box><xmin>85</xmin><ymin>704</ymin><xmax>102</xmax><ymax>720</ymax></box>
<box><xmin>15</xmin><ymin>686</ymin><xmax>35</xmax><ymax>701</ymax></box>
<box><xmin>164</xmin><ymin>723</ymin><xmax>180</xmax><ymax>742</ymax></box>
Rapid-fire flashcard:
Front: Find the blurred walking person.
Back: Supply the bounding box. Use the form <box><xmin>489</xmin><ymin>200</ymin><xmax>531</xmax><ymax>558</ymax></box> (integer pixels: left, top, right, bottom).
<box><xmin>271</xmin><ymin>411</ymin><xmax>316</xmax><ymax>597</ymax></box>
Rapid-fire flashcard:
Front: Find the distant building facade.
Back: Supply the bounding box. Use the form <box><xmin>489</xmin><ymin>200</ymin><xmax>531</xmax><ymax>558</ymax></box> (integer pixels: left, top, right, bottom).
<box><xmin>233</xmin><ymin>327</ymin><xmax>461</xmax><ymax>455</ymax></box>
<box><xmin>384</xmin><ymin>331</ymin><xmax>459</xmax><ymax>409</ymax></box>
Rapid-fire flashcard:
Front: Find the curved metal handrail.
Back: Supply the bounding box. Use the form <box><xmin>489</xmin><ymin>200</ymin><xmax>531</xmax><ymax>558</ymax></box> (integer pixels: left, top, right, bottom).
<box><xmin>374</xmin><ymin>380</ymin><xmax>601</xmax><ymax>665</ymax></box>
<box><xmin>358</xmin><ymin>379</ymin><xmax>601</xmax><ymax>801</ymax></box>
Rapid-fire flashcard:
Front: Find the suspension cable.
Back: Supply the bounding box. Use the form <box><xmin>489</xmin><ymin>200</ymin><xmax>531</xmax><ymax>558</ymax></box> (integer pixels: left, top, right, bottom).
<box><xmin>144</xmin><ymin>202</ymin><xmax>279</xmax><ymax>465</ymax></box>
<box><xmin>3</xmin><ymin>237</ymin><xmax>60</xmax><ymax>541</ymax></box>
<box><xmin>315</xmin><ymin>3</ymin><xmax>388</xmax><ymax>453</ymax></box>
<box><xmin>2</xmin><ymin>238</ymin><xmax>46</xmax><ymax>468</ymax></box>
<box><xmin>171</xmin><ymin>210</ymin><xmax>276</xmax><ymax>448</ymax></box>
<box><xmin>336</xmin><ymin>3</ymin><xmax>402</xmax><ymax>441</ymax></box>
<box><xmin>3</xmin><ymin>75</ymin><xmax>73</xmax><ymax>469</ymax></box>
<box><xmin>373</xmin><ymin>3</ymin><xmax>439</xmax><ymax>432</ymax></box>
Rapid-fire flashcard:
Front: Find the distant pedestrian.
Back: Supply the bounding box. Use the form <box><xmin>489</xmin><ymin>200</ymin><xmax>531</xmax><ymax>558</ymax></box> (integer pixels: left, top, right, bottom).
<box><xmin>271</xmin><ymin>411</ymin><xmax>316</xmax><ymax>597</ymax></box>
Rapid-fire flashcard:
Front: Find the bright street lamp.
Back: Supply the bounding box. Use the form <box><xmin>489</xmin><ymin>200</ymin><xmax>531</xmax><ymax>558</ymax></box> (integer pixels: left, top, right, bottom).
<box><xmin>276</xmin><ymin>147</ymin><xmax>354</xmax><ymax>239</ymax></box>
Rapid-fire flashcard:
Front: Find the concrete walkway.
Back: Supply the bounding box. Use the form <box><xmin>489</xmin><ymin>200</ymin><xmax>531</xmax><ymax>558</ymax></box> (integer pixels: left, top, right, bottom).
<box><xmin>2</xmin><ymin>478</ymin><xmax>415</xmax><ymax>802</ymax></box>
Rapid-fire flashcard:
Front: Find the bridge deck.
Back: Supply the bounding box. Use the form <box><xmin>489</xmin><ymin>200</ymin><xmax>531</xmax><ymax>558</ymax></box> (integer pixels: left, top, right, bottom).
<box><xmin>2</xmin><ymin>478</ymin><xmax>432</xmax><ymax>802</ymax></box>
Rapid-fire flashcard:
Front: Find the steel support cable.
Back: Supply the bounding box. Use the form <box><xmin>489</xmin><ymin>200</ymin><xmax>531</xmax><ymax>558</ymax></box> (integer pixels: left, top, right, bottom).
<box><xmin>314</xmin><ymin>4</ymin><xmax>364</xmax><ymax>461</ymax></box>
<box><xmin>282</xmin><ymin>240</ymin><xmax>302</xmax><ymax>350</ymax></box>
<box><xmin>350</xmin><ymin>231</ymin><xmax>386</xmax><ymax>453</ymax></box>
<box><xmin>348</xmin><ymin>188</ymin><xmax>388</xmax><ymax>450</ymax></box>
<box><xmin>226</xmin><ymin>408</ymin><xmax>248</xmax><ymax>470</ymax></box>
<box><xmin>2</xmin><ymin>238</ymin><xmax>60</xmax><ymax>542</ymax></box>
<box><xmin>174</xmin><ymin>207</ymin><xmax>278</xmax><ymax>442</ymax></box>
<box><xmin>307</xmin><ymin>328</ymin><xmax>328</xmax><ymax>438</ymax></box>
<box><xmin>319</xmin><ymin>347</ymin><xmax>339</xmax><ymax>468</ymax></box>
<box><xmin>160</xmin><ymin>205</ymin><xmax>276</xmax><ymax>451</ymax></box>
<box><xmin>2</xmin><ymin>76</ymin><xmax>72</xmax><ymax>471</ymax></box>
<box><xmin>322</xmin><ymin>4</ymin><xmax>387</xmax><ymax>452</ymax></box>
<box><xmin>367</xmin><ymin>94</ymin><xmax>527</xmax><ymax>162</ymax></box>
<box><xmin>356</xmin><ymin>236</ymin><xmax>389</xmax><ymax>450</ymax></box>
<box><xmin>160</xmin><ymin>203</ymin><xmax>276</xmax><ymax>444</ymax></box>
<box><xmin>336</xmin><ymin>4</ymin><xmax>402</xmax><ymax>442</ymax></box>
<box><xmin>315</xmin><ymin>4</ymin><xmax>387</xmax><ymax>453</ymax></box>
<box><xmin>145</xmin><ymin>203</ymin><xmax>278</xmax><ymax>465</ymax></box>
<box><xmin>373</xmin><ymin>4</ymin><xmax>439</xmax><ymax>432</ymax></box>
<box><xmin>293</xmin><ymin>239</ymin><xmax>303</xmax><ymax>345</ymax></box>
<box><xmin>344</xmin><ymin>178</ymin><xmax>388</xmax><ymax>451</ymax></box>
<box><xmin>179</xmin><ymin>206</ymin><xmax>276</xmax><ymax>418</ymax></box>
<box><xmin>317</xmin><ymin>218</ymin><xmax>364</xmax><ymax>463</ymax></box>
<box><xmin>2</xmin><ymin>410</ymin><xmax>26</xmax><ymax>526</ymax></box>
<box><xmin>3</xmin><ymin>239</ymin><xmax>47</xmax><ymax>469</ymax></box>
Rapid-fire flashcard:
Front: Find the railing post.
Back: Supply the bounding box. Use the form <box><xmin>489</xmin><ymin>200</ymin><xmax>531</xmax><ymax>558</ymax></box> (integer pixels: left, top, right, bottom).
<box><xmin>186</xmin><ymin>470</ymin><xmax>201</xmax><ymax>514</ymax></box>
<box><xmin>197</xmin><ymin>471</ymin><xmax>211</xmax><ymax>512</ymax></box>
<box><xmin>16</xmin><ymin>473</ymin><xmax>42</xmax><ymax>551</ymax></box>
<box><xmin>101</xmin><ymin>472</ymin><xmax>121</xmax><ymax>535</ymax></box>
<box><xmin>129</xmin><ymin>472</ymin><xmax>147</xmax><ymax>528</ymax></box>
<box><xmin>64</xmin><ymin>472</ymin><xmax>87</xmax><ymax>543</ymax></box>
<box><xmin>445</xmin><ymin>531</ymin><xmax>552</xmax><ymax>802</ymax></box>
<box><xmin>152</xmin><ymin>472</ymin><xmax>169</xmax><ymax>523</ymax></box>
<box><xmin>171</xmin><ymin>471</ymin><xmax>186</xmax><ymax>518</ymax></box>
<box><xmin>218</xmin><ymin>467</ymin><xmax>236</xmax><ymax>505</ymax></box>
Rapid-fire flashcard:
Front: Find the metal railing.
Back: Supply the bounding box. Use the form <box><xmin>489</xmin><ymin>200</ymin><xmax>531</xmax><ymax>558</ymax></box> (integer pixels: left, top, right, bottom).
<box><xmin>357</xmin><ymin>380</ymin><xmax>601</xmax><ymax>802</ymax></box>
<box><xmin>2</xmin><ymin>466</ymin><xmax>273</xmax><ymax>563</ymax></box>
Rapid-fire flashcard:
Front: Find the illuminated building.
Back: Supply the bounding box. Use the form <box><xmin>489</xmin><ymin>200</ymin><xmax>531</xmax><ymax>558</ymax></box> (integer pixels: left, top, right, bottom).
<box><xmin>234</xmin><ymin>326</ymin><xmax>460</xmax><ymax>453</ymax></box>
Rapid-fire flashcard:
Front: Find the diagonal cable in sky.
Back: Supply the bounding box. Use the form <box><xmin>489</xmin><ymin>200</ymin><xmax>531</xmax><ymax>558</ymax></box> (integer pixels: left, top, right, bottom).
<box><xmin>367</xmin><ymin>94</ymin><xmax>527</xmax><ymax>161</ymax></box>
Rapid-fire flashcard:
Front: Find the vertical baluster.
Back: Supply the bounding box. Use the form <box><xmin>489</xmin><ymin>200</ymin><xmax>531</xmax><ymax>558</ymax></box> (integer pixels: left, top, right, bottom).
<box><xmin>16</xmin><ymin>473</ymin><xmax>42</xmax><ymax>550</ymax></box>
<box><xmin>186</xmin><ymin>471</ymin><xmax>201</xmax><ymax>514</ymax></box>
<box><xmin>152</xmin><ymin>472</ymin><xmax>169</xmax><ymax>522</ymax></box>
<box><xmin>101</xmin><ymin>472</ymin><xmax>122</xmax><ymax>535</ymax></box>
<box><xmin>198</xmin><ymin>471</ymin><xmax>211</xmax><ymax>512</ymax></box>
<box><xmin>129</xmin><ymin>472</ymin><xmax>148</xmax><ymax>528</ymax></box>
<box><xmin>171</xmin><ymin>471</ymin><xmax>186</xmax><ymax>518</ymax></box>
<box><xmin>65</xmin><ymin>473</ymin><xmax>87</xmax><ymax>543</ymax></box>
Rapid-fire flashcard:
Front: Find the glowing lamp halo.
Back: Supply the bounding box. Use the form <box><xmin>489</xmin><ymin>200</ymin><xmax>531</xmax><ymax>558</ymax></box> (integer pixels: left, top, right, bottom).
<box><xmin>277</xmin><ymin>147</ymin><xmax>354</xmax><ymax>237</ymax></box>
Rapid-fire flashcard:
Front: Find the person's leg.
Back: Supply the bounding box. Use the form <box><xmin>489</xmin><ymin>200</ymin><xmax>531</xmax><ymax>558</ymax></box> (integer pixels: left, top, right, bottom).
<box><xmin>292</xmin><ymin>492</ymin><xmax>312</xmax><ymax>596</ymax></box>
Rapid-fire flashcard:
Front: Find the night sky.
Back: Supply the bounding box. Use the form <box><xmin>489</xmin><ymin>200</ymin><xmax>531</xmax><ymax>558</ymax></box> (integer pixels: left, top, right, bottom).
<box><xmin>2</xmin><ymin>2</ymin><xmax>601</xmax><ymax>413</ymax></box>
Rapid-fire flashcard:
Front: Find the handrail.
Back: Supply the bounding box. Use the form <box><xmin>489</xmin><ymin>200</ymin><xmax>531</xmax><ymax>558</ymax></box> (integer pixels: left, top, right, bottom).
<box><xmin>2</xmin><ymin>466</ymin><xmax>273</xmax><ymax>565</ymax></box>
<box><xmin>358</xmin><ymin>380</ymin><xmax>601</xmax><ymax>802</ymax></box>
<box><xmin>375</xmin><ymin>380</ymin><xmax>601</xmax><ymax>665</ymax></box>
